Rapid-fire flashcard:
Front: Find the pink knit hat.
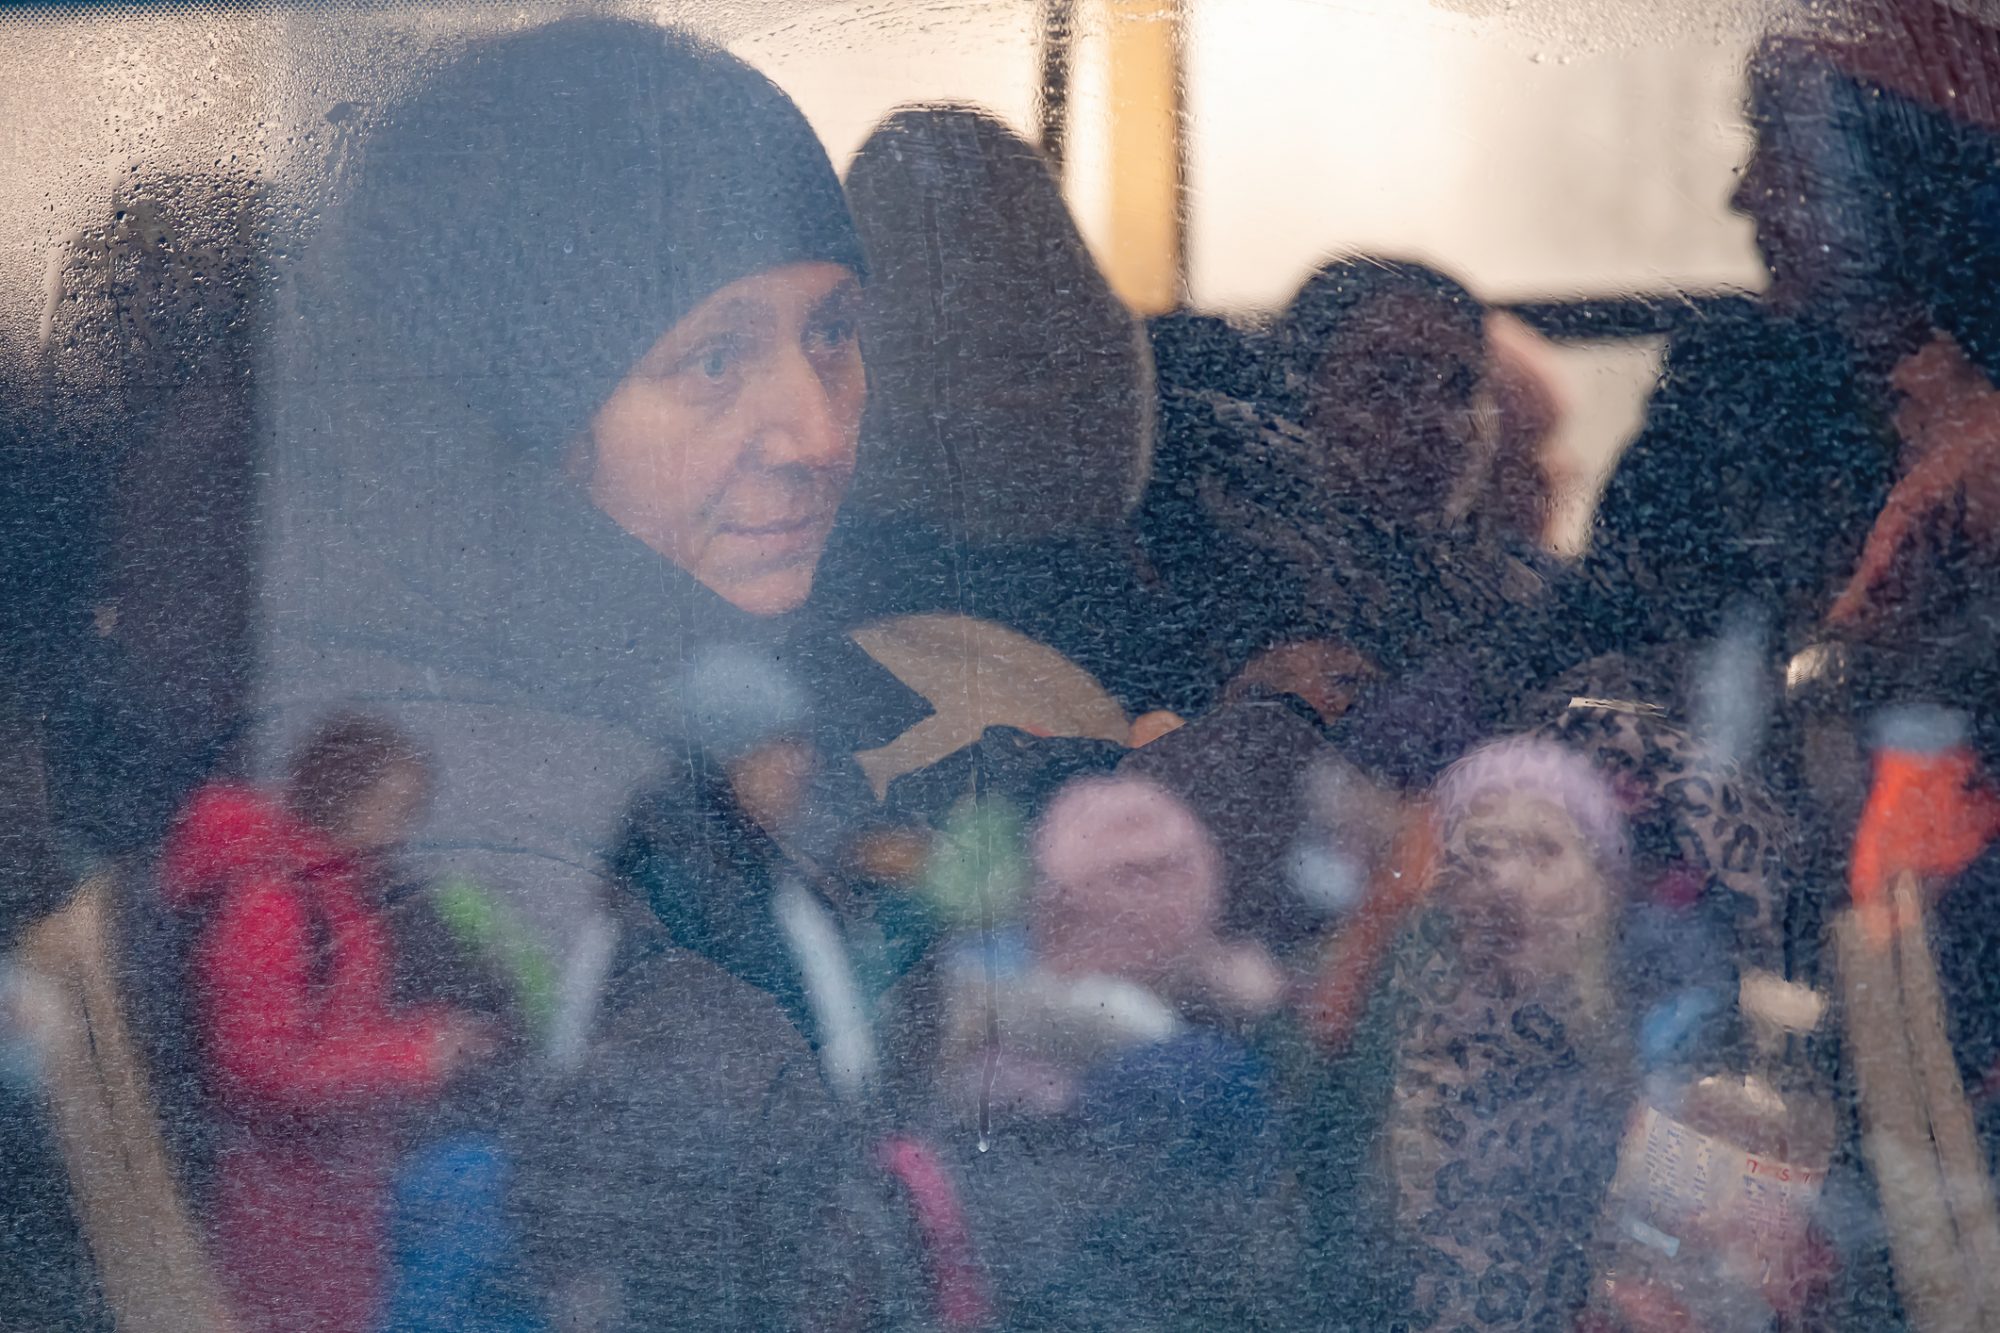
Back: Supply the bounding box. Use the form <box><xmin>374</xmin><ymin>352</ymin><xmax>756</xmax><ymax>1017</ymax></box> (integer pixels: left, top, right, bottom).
<box><xmin>1433</xmin><ymin>736</ymin><xmax>1628</xmax><ymax>878</ymax></box>
<box><xmin>1029</xmin><ymin>775</ymin><xmax>1225</xmax><ymax>982</ymax></box>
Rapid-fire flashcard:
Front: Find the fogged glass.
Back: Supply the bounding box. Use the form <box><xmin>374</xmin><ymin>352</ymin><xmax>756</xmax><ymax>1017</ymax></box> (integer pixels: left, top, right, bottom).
<box><xmin>3</xmin><ymin>3</ymin><xmax>1999</xmax><ymax>1331</ymax></box>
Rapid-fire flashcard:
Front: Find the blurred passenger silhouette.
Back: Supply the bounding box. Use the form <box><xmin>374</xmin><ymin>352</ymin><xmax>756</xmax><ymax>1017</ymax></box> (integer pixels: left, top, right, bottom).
<box><xmin>1383</xmin><ymin>737</ymin><xmax>1634</xmax><ymax>1330</ymax></box>
<box><xmin>935</xmin><ymin>774</ymin><xmax>1288</xmax><ymax>1330</ymax></box>
<box><xmin>160</xmin><ymin>715</ymin><xmax>493</xmax><ymax>1333</ymax></box>
<box><xmin>258</xmin><ymin>18</ymin><xmax>958</xmax><ymax>1327</ymax></box>
<box><xmin>821</xmin><ymin>104</ymin><xmax>1172</xmax><ymax>715</ymax></box>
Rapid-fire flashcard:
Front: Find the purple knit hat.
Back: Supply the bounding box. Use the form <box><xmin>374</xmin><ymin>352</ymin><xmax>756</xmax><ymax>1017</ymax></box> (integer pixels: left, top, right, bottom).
<box><xmin>1433</xmin><ymin>736</ymin><xmax>1628</xmax><ymax>879</ymax></box>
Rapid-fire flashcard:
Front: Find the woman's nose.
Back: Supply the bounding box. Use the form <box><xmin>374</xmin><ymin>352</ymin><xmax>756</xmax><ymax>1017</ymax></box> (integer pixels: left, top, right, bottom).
<box><xmin>747</xmin><ymin>348</ymin><xmax>851</xmax><ymax>471</ymax></box>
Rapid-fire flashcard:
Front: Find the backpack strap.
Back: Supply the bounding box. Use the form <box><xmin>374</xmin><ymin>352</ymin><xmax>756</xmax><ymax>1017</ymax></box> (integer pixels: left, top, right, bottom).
<box><xmin>297</xmin><ymin>881</ymin><xmax>336</xmax><ymax>1005</ymax></box>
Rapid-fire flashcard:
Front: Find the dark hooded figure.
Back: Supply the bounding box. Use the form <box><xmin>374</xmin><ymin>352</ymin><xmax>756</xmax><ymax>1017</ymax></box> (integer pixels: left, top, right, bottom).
<box><xmin>1121</xmin><ymin>254</ymin><xmax>1571</xmax><ymax>785</ymax></box>
<box><xmin>257</xmin><ymin>19</ymin><xmax>940</xmax><ymax>1329</ymax></box>
<box><xmin>1576</xmin><ymin>28</ymin><xmax>2000</xmax><ymax>674</ymax></box>
<box><xmin>1573</xmin><ymin>19</ymin><xmax>2000</xmax><ymax>953</ymax></box>
<box><xmin>1268</xmin><ymin>257</ymin><xmax>1568</xmax><ymax>560</ymax></box>
<box><xmin>814</xmin><ymin>104</ymin><xmax>1171</xmax><ymax>711</ymax></box>
<box><xmin>1268</xmin><ymin>259</ymin><xmax>1493</xmax><ymax>536</ymax></box>
<box><xmin>1153</xmin><ymin>359</ymin><xmax>1559</xmax><ymax>788</ymax></box>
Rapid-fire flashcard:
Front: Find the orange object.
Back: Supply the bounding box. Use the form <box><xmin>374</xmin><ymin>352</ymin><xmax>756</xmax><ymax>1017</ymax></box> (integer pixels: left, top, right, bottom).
<box><xmin>1826</xmin><ymin>427</ymin><xmax>2000</xmax><ymax>634</ymax></box>
<box><xmin>1300</xmin><ymin>802</ymin><xmax>1440</xmax><ymax>1052</ymax></box>
<box><xmin>1849</xmin><ymin>745</ymin><xmax>2000</xmax><ymax>946</ymax></box>
<box><xmin>1127</xmin><ymin>710</ymin><xmax>1187</xmax><ymax>748</ymax></box>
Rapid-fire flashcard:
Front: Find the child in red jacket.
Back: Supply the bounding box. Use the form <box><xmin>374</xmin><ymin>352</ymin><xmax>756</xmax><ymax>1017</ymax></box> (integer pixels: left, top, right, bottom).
<box><xmin>161</xmin><ymin>714</ymin><xmax>492</xmax><ymax>1333</ymax></box>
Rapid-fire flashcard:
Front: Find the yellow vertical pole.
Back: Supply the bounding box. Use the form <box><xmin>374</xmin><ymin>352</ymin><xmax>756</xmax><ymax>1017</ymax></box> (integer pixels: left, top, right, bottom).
<box><xmin>1099</xmin><ymin>0</ymin><xmax>1185</xmax><ymax>315</ymax></box>
<box><xmin>1037</xmin><ymin>0</ymin><xmax>1078</xmax><ymax>173</ymax></box>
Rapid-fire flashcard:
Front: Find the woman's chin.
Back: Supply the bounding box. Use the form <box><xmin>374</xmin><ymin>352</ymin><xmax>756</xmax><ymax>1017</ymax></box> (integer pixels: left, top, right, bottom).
<box><xmin>701</xmin><ymin>561</ymin><xmax>821</xmax><ymax>617</ymax></box>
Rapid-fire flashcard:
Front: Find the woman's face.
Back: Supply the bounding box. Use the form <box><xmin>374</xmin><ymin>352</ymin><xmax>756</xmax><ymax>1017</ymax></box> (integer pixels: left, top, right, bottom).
<box><xmin>1304</xmin><ymin>288</ymin><xmax>1486</xmax><ymax>525</ymax></box>
<box><xmin>587</xmin><ymin>261</ymin><xmax>865</xmax><ymax>616</ymax></box>
<box><xmin>337</xmin><ymin>761</ymin><xmax>431</xmax><ymax>859</ymax></box>
<box><xmin>1733</xmin><ymin>122</ymin><xmax>1841</xmax><ymax>315</ymax></box>
<box><xmin>1446</xmin><ymin>788</ymin><xmax>1607</xmax><ymax>974</ymax></box>
<box><xmin>1732</xmin><ymin>74</ymin><xmax>1898</xmax><ymax>324</ymax></box>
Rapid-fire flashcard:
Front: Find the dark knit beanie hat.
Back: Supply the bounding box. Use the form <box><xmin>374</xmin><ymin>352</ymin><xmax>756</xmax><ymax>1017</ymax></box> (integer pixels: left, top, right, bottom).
<box><xmin>1274</xmin><ymin>257</ymin><xmax>1482</xmax><ymax>385</ymax></box>
<box><xmin>325</xmin><ymin>17</ymin><xmax>866</xmax><ymax>455</ymax></box>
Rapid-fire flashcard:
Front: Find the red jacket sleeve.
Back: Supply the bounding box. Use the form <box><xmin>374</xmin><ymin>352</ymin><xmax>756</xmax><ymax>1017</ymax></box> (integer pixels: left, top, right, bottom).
<box><xmin>199</xmin><ymin>877</ymin><xmax>448</xmax><ymax>1117</ymax></box>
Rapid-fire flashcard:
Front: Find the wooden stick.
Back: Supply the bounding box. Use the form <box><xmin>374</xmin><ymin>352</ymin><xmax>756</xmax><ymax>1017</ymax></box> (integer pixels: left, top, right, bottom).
<box><xmin>1835</xmin><ymin>905</ymin><xmax>1972</xmax><ymax>1333</ymax></box>
<box><xmin>1891</xmin><ymin>874</ymin><xmax>2000</xmax><ymax>1327</ymax></box>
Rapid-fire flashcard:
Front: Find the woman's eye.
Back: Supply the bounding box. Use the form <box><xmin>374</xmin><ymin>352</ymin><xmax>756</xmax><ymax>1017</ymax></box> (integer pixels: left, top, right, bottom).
<box><xmin>677</xmin><ymin>337</ymin><xmax>743</xmax><ymax>383</ymax></box>
<box><xmin>808</xmin><ymin>316</ymin><xmax>857</xmax><ymax>354</ymax></box>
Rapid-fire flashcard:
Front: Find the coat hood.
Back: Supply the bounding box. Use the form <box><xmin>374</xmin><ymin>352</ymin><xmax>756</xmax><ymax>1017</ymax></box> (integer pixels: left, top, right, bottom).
<box><xmin>839</xmin><ymin>105</ymin><xmax>1153</xmax><ymax>545</ymax></box>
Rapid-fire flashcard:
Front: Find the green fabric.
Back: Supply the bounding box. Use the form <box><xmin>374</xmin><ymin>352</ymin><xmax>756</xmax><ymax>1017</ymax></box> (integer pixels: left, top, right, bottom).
<box><xmin>918</xmin><ymin>795</ymin><xmax>1030</xmax><ymax>930</ymax></box>
<box><xmin>431</xmin><ymin>877</ymin><xmax>558</xmax><ymax>1040</ymax></box>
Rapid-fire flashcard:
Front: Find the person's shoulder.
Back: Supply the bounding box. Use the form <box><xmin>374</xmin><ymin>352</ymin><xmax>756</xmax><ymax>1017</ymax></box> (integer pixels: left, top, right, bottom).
<box><xmin>1658</xmin><ymin>299</ymin><xmax>1847</xmax><ymax>394</ymax></box>
<box><xmin>260</xmin><ymin>632</ymin><xmax>659</xmax><ymax>802</ymax></box>
<box><xmin>256</xmin><ymin>635</ymin><xmax>668</xmax><ymax>940</ymax></box>
<box><xmin>260</xmin><ymin>629</ymin><xmax>598</xmax><ymax>735</ymax></box>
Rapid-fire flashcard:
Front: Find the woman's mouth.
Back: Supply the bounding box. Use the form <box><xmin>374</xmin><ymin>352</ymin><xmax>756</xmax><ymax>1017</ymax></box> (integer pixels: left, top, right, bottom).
<box><xmin>723</xmin><ymin>514</ymin><xmax>817</xmax><ymax>537</ymax></box>
<box><xmin>715</xmin><ymin>512</ymin><xmax>828</xmax><ymax>563</ymax></box>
